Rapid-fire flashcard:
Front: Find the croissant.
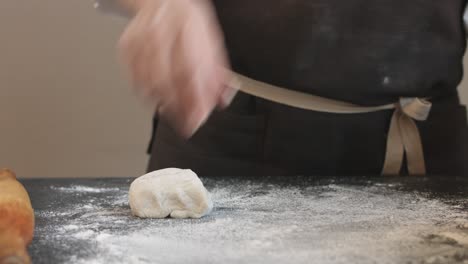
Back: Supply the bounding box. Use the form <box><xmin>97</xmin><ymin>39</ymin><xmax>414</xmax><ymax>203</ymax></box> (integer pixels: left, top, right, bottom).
<box><xmin>0</xmin><ymin>169</ymin><xmax>34</xmax><ymax>264</ymax></box>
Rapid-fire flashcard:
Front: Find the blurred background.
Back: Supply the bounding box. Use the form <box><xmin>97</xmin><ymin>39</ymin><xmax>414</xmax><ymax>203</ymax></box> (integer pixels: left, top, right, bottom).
<box><xmin>1</xmin><ymin>1</ymin><xmax>468</xmax><ymax>178</ymax></box>
<box><xmin>0</xmin><ymin>1</ymin><xmax>152</xmax><ymax>178</ymax></box>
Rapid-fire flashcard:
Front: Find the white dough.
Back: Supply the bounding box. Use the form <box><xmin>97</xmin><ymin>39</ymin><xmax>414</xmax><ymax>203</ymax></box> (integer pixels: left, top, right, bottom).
<box><xmin>129</xmin><ymin>168</ymin><xmax>213</xmax><ymax>219</ymax></box>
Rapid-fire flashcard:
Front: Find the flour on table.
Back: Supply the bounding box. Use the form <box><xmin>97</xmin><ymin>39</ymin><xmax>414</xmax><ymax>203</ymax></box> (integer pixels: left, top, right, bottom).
<box><xmin>31</xmin><ymin>178</ymin><xmax>468</xmax><ymax>264</ymax></box>
<box><xmin>51</xmin><ymin>185</ymin><xmax>120</xmax><ymax>193</ymax></box>
<box><xmin>129</xmin><ymin>168</ymin><xmax>213</xmax><ymax>219</ymax></box>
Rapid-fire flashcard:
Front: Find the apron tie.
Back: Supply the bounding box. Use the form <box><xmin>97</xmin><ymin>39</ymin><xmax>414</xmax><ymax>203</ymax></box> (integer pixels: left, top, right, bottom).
<box><xmin>228</xmin><ymin>72</ymin><xmax>432</xmax><ymax>176</ymax></box>
<box><xmin>382</xmin><ymin>98</ymin><xmax>432</xmax><ymax>175</ymax></box>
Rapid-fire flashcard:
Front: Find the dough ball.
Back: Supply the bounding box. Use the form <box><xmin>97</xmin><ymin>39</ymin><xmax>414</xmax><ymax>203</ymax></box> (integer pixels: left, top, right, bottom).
<box><xmin>129</xmin><ymin>168</ymin><xmax>213</xmax><ymax>219</ymax></box>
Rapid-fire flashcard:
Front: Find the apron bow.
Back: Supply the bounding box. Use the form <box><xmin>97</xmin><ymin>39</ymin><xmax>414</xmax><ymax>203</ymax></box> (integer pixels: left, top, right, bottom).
<box><xmin>381</xmin><ymin>98</ymin><xmax>432</xmax><ymax>175</ymax></box>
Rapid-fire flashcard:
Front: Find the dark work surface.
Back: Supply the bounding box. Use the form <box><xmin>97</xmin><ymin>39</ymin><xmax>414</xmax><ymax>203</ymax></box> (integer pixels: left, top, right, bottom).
<box><xmin>22</xmin><ymin>176</ymin><xmax>468</xmax><ymax>264</ymax></box>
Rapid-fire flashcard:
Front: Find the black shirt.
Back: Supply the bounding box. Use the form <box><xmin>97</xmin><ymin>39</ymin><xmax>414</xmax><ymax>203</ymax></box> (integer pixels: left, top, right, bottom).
<box><xmin>213</xmin><ymin>0</ymin><xmax>468</xmax><ymax>105</ymax></box>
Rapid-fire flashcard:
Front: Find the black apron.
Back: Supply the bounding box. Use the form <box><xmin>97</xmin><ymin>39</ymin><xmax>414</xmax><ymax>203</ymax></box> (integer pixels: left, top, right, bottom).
<box><xmin>148</xmin><ymin>0</ymin><xmax>468</xmax><ymax>177</ymax></box>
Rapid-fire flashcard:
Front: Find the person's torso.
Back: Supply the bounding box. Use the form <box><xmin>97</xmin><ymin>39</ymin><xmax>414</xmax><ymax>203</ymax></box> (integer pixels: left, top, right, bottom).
<box><xmin>213</xmin><ymin>0</ymin><xmax>467</xmax><ymax>105</ymax></box>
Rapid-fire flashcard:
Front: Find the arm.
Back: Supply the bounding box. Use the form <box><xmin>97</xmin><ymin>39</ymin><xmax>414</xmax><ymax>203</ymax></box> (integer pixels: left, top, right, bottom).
<box><xmin>464</xmin><ymin>4</ymin><xmax>468</xmax><ymax>33</ymax></box>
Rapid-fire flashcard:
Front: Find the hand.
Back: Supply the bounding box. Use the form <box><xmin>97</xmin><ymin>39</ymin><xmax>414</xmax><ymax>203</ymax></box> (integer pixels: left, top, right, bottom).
<box><xmin>118</xmin><ymin>0</ymin><xmax>236</xmax><ymax>137</ymax></box>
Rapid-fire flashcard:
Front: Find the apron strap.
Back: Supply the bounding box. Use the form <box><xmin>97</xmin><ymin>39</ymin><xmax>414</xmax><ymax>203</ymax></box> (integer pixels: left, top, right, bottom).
<box><xmin>228</xmin><ymin>72</ymin><xmax>432</xmax><ymax>176</ymax></box>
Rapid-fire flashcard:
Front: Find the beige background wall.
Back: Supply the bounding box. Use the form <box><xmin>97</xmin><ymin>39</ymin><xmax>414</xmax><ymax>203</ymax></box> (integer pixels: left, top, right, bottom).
<box><xmin>1</xmin><ymin>1</ymin><xmax>468</xmax><ymax>178</ymax></box>
<box><xmin>0</xmin><ymin>1</ymin><xmax>152</xmax><ymax>178</ymax></box>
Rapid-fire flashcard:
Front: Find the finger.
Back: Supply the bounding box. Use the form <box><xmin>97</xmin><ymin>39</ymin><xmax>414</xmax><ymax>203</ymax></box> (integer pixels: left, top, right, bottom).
<box><xmin>161</xmin><ymin>64</ymin><xmax>215</xmax><ymax>138</ymax></box>
<box><xmin>117</xmin><ymin>9</ymin><xmax>149</xmax><ymax>63</ymax></box>
<box><xmin>118</xmin><ymin>18</ymin><xmax>150</xmax><ymax>92</ymax></box>
<box><xmin>217</xmin><ymin>86</ymin><xmax>238</xmax><ymax>109</ymax></box>
<box><xmin>212</xmin><ymin>66</ymin><xmax>236</xmax><ymax>109</ymax></box>
<box><xmin>147</xmin><ymin>15</ymin><xmax>179</xmax><ymax>99</ymax></box>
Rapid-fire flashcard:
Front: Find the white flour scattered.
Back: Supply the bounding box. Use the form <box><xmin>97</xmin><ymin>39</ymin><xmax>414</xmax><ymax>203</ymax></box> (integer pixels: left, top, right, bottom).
<box><xmin>73</xmin><ymin>230</ymin><xmax>95</xmax><ymax>239</ymax></box>
<box><xmin>51</xmin><ymin>185</ymin><xmax>120</xmax><ymax>193</ymax></box>
<box><xmin>33</xmin><ymin>180</ymin><xmax>468</xmax><ymax>264</ymax></box>
<box><xmin>62</xmin><ymin>225</ymin><xmax>79</xmax><ymax>231</ymax></box>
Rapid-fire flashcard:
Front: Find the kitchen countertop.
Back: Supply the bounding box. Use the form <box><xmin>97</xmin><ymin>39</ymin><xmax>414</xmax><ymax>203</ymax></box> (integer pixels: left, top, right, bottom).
<box><xmin>23</xmin><ymin>176</ymin><xmax>468</xmax><ymax>264</ymax></box>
